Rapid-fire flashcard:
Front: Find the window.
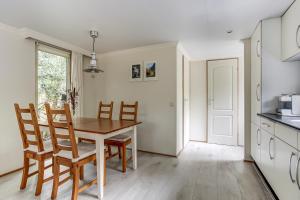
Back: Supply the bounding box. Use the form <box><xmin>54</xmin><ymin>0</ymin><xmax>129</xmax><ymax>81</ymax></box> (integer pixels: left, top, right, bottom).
<box><xmin>36</xmin><ymin>43</ymin><xmax>71</xmax><ymax>120</ymax></box>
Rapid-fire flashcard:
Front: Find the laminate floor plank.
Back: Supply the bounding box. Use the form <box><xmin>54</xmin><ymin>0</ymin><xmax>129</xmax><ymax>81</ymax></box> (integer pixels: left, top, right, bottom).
<box><xmin>0</xmin><ymin>142</ymin><xmax>273</xmax><ymax>200</ymax></box>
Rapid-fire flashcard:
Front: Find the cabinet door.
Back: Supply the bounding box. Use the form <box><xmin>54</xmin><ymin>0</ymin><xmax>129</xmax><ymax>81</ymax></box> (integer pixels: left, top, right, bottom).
<box><xmin>251</xmin><ymin>123</ymin><xmax>261</xmax><ymax>164</ymax></box>
<box><xmin>282</xmin><ymin>0</ymin><xmax>300</xmax><ymax>60</ymax></box>
<box><xmin>251</xmin><ymin>22</ymin><xmax>262</xmax><ymax>125</ymax></box>
<box><xmin>273</xmin><ymin>138</ymin><xmax>299</xmax><ymax>200</ymax></box>
<box><xmin>297</xmin><ymin>154</ymin><xmax>300</xmax><ymax>197</ymax></box>
<box><xmin>260</xmin><ymin>130</ymin><xmax>275</xmax><ymax>185</ymax></box>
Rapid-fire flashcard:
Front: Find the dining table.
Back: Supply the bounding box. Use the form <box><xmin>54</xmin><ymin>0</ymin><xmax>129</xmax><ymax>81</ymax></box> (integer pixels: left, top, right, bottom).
<box><xmin>39</xmin><ymin>117</ymin><xmax>141</xmax><ymax>199</ymax></box>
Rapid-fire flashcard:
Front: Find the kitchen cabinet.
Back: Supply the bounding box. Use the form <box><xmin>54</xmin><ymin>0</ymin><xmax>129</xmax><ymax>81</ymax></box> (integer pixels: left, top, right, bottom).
<box><xmin>250</xmin><ymin>17</ymin><xmax>300</xmax><ymax>124</ymax></box>
<box><xmin>252</xmin><ymin>120</ymin><xmax>300</xmax><ymax>199</ymax></box>
<box><xmin>251</xmin><ymin>22</ymin><xmax>262</xmax><ymax>126</ymax></box>
<box><xmin>260</xmin><ymin>130</ymin><xmax>276</xmax><ymax>186</ymax></box>
<box><xmin>282</xmin><ymin>0</ymin><xmax>300</xmax><ymax>61</ymax></box>
<box><xmin>273</xmin><ymin>138</ymin><xmax>299</xmax><ymax>200</ymax></box>
<box><xmin>251</xmin><ymin>123</ymin><xmax>261</xmax><ymax>165</ymax></box>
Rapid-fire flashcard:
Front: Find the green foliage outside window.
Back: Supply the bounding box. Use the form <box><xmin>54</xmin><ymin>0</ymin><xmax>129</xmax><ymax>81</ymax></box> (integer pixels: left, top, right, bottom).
<box><xmin>37</xmin><ymin>50</ymin><xmax>67</xmax><ymax>120</ymax></box>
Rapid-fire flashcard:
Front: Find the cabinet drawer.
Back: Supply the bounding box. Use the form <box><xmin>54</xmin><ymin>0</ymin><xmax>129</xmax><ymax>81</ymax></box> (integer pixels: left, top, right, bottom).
<box><xmin>275</xmin><ymin>124</ymin><xmax>298</xmax><ymax>149</ymax></box>
<box><xmin>260</xmin><ymin>118</ymin><xmax>274</xmax><ymax>135</ymax></box>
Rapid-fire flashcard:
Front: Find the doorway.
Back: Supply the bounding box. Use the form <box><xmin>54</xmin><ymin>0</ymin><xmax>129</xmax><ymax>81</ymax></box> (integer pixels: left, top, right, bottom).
<box><xmin>207</xmin><ymin>58</ymin><xmax>238</xmax><ymax>146</ymax></box>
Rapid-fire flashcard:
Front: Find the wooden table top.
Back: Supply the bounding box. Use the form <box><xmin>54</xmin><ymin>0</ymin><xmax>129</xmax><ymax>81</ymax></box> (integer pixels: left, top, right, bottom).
<box><xmin>39</xmin><ymin>118</ymin><xmax>141</xmax><ymax>135</ymax></box>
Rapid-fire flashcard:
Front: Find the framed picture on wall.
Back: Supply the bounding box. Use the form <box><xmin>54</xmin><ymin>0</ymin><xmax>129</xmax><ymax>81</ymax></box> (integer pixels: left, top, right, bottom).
<box><xmin>143</xmin><ymin>61</ymin><xmax>158</xmax><ymax>81</ymax></box>
<box><xmin>130</xmin><ymin>64</ymin><xmax>143</xmax><ymax>81</ymax></box>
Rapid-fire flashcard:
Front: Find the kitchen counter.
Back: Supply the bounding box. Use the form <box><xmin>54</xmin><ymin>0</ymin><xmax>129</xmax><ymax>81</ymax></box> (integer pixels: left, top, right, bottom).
<box><xmin>258</xmin><ymin>113</ymin><xmax>300</xmax><ymax>131</ymax></box>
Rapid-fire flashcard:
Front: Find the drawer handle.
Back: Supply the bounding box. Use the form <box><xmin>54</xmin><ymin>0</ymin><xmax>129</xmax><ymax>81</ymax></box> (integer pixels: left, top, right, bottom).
<box><xmin>297</xmin><ymin>25</ymin><xmax>300</xmax><ymax>48</ymax></box>
<box><xmin>256</xmin><ymin>84</ymin><xmax>261</xmax><ymax>101</ymax></box>
<box><xmin>256</xmin><ymin>129</ymin><xmax>260</xmax><ymax>146</ymax></box>
<box><xmin>289</xmin><ymin>152</ymin><xmax>296</xmax><ymax>183</ymax></box>
<box><xmin>262</xmin><ymin>122</ymin><xmax>271</xmax><ymax>128</ymax></box>
<box><xmin>268</xmin><ymin>137</ymin><xmax>274</xmax><ymax>160</ymax></box>
<box><xmin>297</xmin><ymin>157</ymin><xmax>300</xmax><ymax>190</ymax></box>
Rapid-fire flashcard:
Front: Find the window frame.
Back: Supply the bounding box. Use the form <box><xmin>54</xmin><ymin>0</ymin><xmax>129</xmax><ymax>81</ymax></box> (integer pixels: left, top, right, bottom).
<box><xmin>35</xmin><ymin>42</ymin><xmax>72</xmax><ymax>111</ymax></box>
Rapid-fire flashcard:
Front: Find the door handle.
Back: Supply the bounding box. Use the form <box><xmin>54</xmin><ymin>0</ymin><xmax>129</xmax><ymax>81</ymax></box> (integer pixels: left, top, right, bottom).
<box><xmin>256</xmin><ymin>84</ymin><xmax>261</xmax><ymax>101</ymax></box>
<box><xmin>296</xmin><ymin>156</ymin><xmax>300</xmax><ymax>190</ymax></box>
<box><xmin>256</xmin><ymin>40</ymin><xmax>261</xmax><ymax>57</ymax></box>
<box><xmin>289</xmin><ymin>152</ymin><xmax>297</xmax><ymax>183</ymax></box>
<box><xmin>296</xmin><ymin>25</ymin><xmax>300</xmax><ymax>48</ymax></box>
<box><xmin>256</xmin><ymin>129</ymin><xmax>260</xmax><ymax>146</ymax></box>
<box><xmin>268</xmin><ymin>137</ymin><xmax>274</xmax><ymax>160</ymax></box>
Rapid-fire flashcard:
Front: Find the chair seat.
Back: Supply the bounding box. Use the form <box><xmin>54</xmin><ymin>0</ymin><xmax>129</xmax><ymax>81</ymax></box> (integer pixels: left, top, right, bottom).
<box><xmin>106</xmin><ymin>134</ymin><xmax>131</xmax><ymax>143</ymax></box>
<box><xmin>55</xmin><ymin>141</ymin><xmax>96</xmax><ymax>162</ymax></box>
<box><xmin>24</xmin><ymin>140</ymin><xmax>53</xmax><ymax>155</ymax></box>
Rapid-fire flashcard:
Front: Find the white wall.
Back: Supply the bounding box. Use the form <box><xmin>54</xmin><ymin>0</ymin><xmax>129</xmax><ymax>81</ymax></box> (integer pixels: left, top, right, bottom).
<box><xmin>190</xmin><ymin>61</ymin><xmax>207</xmax><ymax>142</ymax></box>
<box><xmin>243</xmin><ymin>38</ymin><xmax>252</xmax><ymax>161</ymax></box>
<box><xmin>82</xmin><ymin>55</ymin><xmax>104</xmax><ymax>118</ymax></box>
<box><xmin>0</xmin><ymin>24</ymin><xmax>35</xmax><ymax>175</ymax></box>
<box><xmin>94</xmin><ymin>43</ymin><xmax>178</xmax><ymax>156</ymax></box>
<box><xmin>182</xmin><ymin>40</ymin><xmax>245</xmax><ymax>61</ymax></box>
<box><xmin>188</xmin><ymin>40</ymin><xmax>245</xmax><ymax>146</ymax></box>
<box><xmin>238</xmin><ymin>54</ymin><xmax>245</xmax><ymax>146</ymax></box>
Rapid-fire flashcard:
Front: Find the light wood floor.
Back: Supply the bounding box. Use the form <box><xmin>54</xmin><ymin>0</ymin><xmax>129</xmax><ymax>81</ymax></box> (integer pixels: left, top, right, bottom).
<box><xmin>0</xmin><ymin>142</ymin><xmax>273</xmax><ymax>200</ymax></box>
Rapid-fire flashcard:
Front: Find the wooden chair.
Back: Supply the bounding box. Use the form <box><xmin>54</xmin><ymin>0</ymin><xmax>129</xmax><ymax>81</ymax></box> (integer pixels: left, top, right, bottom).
<box><xmin>98</xmin><ymin>101</ymin><xmax>114</xmax><ymax>120</ymax></box>
<box><xmin>45</xmin><ymin>103</ymin><xmax>107</xmax><ymax>200</ymax></box>
<box><xmin>14</xmin><ymin>103</ymin><xmax>54</xmax><ymax>196</ymax></box>
<box><xmin>105</xmin><ymin>101</ymin><xmax>138</xmax><ymax>173</ymax></box>
<box><xmin>78</xmin><ymin>101</ymin><xmax>114</xmax><ymax>144</ymax></box>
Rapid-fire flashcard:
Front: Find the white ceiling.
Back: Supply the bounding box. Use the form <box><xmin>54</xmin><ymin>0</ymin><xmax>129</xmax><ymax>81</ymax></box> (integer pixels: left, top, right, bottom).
<box><xmin>0</xmin><ymin>0</ymin><xmax>294</xmax><ymax>59</ymax></box>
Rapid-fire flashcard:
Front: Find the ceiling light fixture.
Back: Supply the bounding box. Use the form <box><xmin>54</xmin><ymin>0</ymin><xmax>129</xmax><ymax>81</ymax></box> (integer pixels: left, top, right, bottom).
<box><xmin>227</xmin><ymin>30</ymin><xmax>233</xmax><ymax>34</ymax></box>
<box><xmin>83</xmin><ymin>30</ymin><xmax>104</xmax><ymax>73</ymax></box>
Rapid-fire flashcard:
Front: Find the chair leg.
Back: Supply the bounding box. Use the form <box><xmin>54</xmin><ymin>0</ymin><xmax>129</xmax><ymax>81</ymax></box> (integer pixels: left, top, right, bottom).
<box><xmin>20</xmin><ymin>154</ymin><xmax>30</xmax><ymax>190</ymax></box>
<box><xmin>122</xmin><ymin>144</ymin><xmax>127</xmax><ymax>173</ymax></box>
<box><xmin>52</xmin><ymin>157</ymin><xmax>55</xmax><ymax>174</ymax></box>
<box><xmin>104</xmin><ymin>158</ymin><xmax>107</xmax><ymax>186</ymax></box>
<box><xmin>51</xmin><ymin>158</ymin><xmax>59</xmax><ymax>200</ymax></box>
<box><xmin>108</xmin><ymin>146</ymin><xmax>112</xmax><ymax>157</ymax></box>
<box><xmin>71</xmin><ymin>167</ymin><xmax>79</xmax><ymax>200</ymax></box>
<box><xmin>118</xmin><ymin>146</ymin><xmax>122</xmax><ymax>159</ymax></box>
<box><xmin>35</xmin><ymin>160</ymin><xmax>45</xmax><ymax>196</ymax></box>
<box><xmin>79</xmin><ymin>166</ymin><xmax>84</xmax><ymax>180</ymax></box>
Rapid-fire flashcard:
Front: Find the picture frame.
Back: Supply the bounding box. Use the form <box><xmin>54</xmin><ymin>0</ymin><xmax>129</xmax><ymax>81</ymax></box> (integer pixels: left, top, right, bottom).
<box><xmin>129</xmin><ymin>63</ymin><xmax>143</xmax><ymax>81</ymax></box>
<box><xmin>143</xmin><ymin>61</ymin><xmax>158</xmax><ymax>81</ymax></box>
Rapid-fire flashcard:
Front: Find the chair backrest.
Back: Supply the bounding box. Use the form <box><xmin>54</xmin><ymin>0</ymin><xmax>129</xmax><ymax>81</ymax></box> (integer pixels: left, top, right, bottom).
<box><xmin>14</xmin><ymin>103</ymin><xmax>45</xmax><ymax>152</ymax></box>
<box><xmin>45</xmin><ymin>103</ymin><xmax>79</xmax><ymax>159</ymax></box>
<box><xmin>119</xmin><ymin>101</ymin><xmax>138</xmax><ymax>122</ymax></box>
<box><xmin>98</xmin><ymin>101</ymin><xmax>114</xmax><ymax>120</ymax></box>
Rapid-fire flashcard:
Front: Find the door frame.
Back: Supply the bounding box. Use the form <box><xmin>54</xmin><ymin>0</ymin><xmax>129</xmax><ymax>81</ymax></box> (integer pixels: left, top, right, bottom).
<box><xmin>182</xmin><ymin>55</ymin><xmax>185</xmax><ymax>149</ymax></box>
<box><xmin>206</xmin><ymin>57</ymin><xmax>239</xmax><ymax>145</ymax></box>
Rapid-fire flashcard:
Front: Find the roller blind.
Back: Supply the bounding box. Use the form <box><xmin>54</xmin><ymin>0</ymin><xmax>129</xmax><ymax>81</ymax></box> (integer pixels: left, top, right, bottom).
<box><xmin>36</xmin><ymin>42</ymin><xmax>71</xmax><ymax>58</ymax></box>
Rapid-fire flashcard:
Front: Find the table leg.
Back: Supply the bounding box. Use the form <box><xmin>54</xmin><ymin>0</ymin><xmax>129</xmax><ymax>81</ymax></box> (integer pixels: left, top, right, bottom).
<box><xmin>131</xmin><ymin>126</ymin><xmax>137</xmax><ymax>169</ymax></box>
<box><xmin>96</xmin><ymin>137</ymin><xmax>105</xmax><ymax>199</ymax></box>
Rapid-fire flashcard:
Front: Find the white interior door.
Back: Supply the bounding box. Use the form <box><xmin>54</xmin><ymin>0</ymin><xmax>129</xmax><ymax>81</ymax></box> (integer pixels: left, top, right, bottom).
<box><xmin>208</xmin><ymin>59</ymin><xmax>238</xmax><ymax>146</ymax></box>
